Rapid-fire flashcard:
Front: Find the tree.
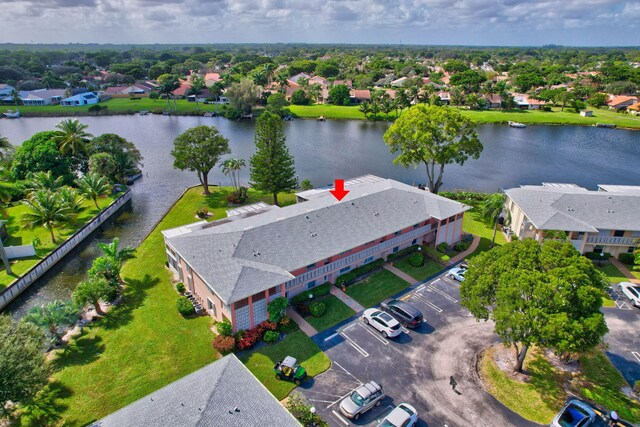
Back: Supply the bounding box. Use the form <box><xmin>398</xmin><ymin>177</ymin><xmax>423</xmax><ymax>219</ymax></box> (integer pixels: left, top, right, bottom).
<box><xmin>88</xmin><ymin>133</ymin><xmax>143</xmax><ymax>184</ymax></box>
<box><xmin>554</xmin><ymin>90</ymin><xmax>574</xmax><ymax>111</ymax></box>
<box><xmin>267</xmin><ymin>297</ymin><xmax>288</xmax><ymax>323</ymax></box>
<box><xmin>23</xmin><ymin>300</ymin><xmax>78</xmax><ymax>345</ymax></box>
<box><xmin>285</xmin><ymin>393</ymin><xmax>329</xmax><ymax>427</ymax></box>
<box><xmin>460</xmin><ymin>239</ymin><xmax>608</xmax><ymax>373</ymax></box>
<box><xmin>0</xmin><ymin>134</ymin><xmax>12</xmax><ymax>160</ymax></box>
<box><xmin>57</xmin><ymin>187</ymin><xmax>85</xmax><ymax>218</ymax></box>
<box><xmin>157</xmin><ymin>74</ymin><xmax>180</xmax><ymax>113</ymax></box>
<box><xmin>76</xmin><ymin>173</ymin><xmax>111</xmax><ymax>209</ymax></box>
<box><xmin>24</xmin><ymin>170</ymin><xmax>65</xmax><ymax>194</ymax></box>
<box><xmin>383</xmin><ymin>105</ymin><xmax>482</xmax><ymax>194</ymax></box>
<box><xmin>250</xmin><ymin>111</ymin><xmax>297</xmax><ymax>206</ymax></box>
<box><xmin>220</xmin><ymin>158</ymin><xmax>246</xmax><ymax>192</ymax></box>
<box><xmin>329</xmin><ymin>84</ymin><xmax>351</xmax><ymax>105</ymax></box>
<box><xmin>291</xmin><ymin>89</ymin><xmax>309</xmax><ymax>105</ymax></box>
<box><xmin>0</xmin><ymin>315</ymin><xmax>49</xmax><ymax>417</ymax></box>
<box><xmin>89</xmin><ymin>152</ymin><xmax>117</xmax><ymax>179</ymax></box>
<box><xmin>52</xmin><ymin>119</ymin><xmax>93</xmax><ymax>156</ymax></box>
<box><xmin>301</xmin><ymin>179</ymin><xmax>313</xmax><ymax>190</ymax></box>
<box><xmin>226</xmin><ymin>78</ymin><xmax>261</xmax><ymax>114</ymax></box>
<box><xmin>90</xmin><ymin>237</ymin><xmax>135</xmax><ymax>287</ymax></box>
<box><xmin>587</xmin><ymin>93</ymin><xmax>608</xmax><ymax>108</ymax></box>
<box><xmin>21</xmin><ymin>190</ymin><xmax>70</xmax><ymax>243</ymax></box>
<box><xmin>479</xmin><ymin>193</ymin><xmax>505</xmax><ymax>247</ymax></box>
<box><xmin>72</xmin><ymin>277</ymin><xmax>112</xmax><ymax>315</ymax></box>
<box><xmin>189</xmin><ymin>74</ymin><xmax>205</xmax><ymax>112</ymax></box>
<box><xmin>11</xmin><ymin>131</ymin><xmax>75</xmax><ymax>185</ymax></box>
<box><xmin>358</xmin><ymin>100</ymin><xmax>371</xmax><ymax>118</ymax></box>
<box><xmin>172</xmin><ymin>126</ymin><xmax>230</xmax><ymax>195</ymax></box>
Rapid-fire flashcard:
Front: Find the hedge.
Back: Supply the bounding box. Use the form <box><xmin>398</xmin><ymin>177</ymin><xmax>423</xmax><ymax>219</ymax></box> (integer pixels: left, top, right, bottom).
<box><xmin>409</xmin><ymin>252</ymin><xmax>425</xmax><ymax>267</ymax></box>
<box><xmin>336</xmin><ymin>259</ymin><xmax>385</xmax><ymax>286</ymax></box>
<box><xmin>386</xmin><ymin>245</ymin><xmax>419</xmax><ymax>262</ymax></box>
<box><xmin>584</xmin><ymin>251</ymin><xmax>612</xmax><ymax>261</ymax></box>
<box><xmin>618</xmin><ymin>253</ymin><xmax>635</xmax><ymax>265</ymax></box>
<box><xmin>438</xmin><ymin>191</ymin><xmax>491</xmax><ymax>202</ymax></box>
<box><xmin>424</xmin><ymin>246</ymin><xmax>451</xmax><ymax>265</ymax></box>
<box><xmin>290</xmin><ymin>283</ymin><xmax>331</xmax><ymax>305</ymax></box>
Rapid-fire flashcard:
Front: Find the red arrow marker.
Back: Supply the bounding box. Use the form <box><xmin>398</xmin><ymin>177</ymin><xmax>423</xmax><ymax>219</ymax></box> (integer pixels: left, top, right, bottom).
<box><xmin>329</xmin><ymin>179</ymin><xmax>350</xmax><ymax>201</ymax></box>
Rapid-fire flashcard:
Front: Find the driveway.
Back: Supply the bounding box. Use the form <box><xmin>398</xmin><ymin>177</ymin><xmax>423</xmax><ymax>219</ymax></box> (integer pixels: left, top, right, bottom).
<box><xmin>300</xmin><ymin>275</ymin><xmax>541</xmax><ymax>427</ymax></box>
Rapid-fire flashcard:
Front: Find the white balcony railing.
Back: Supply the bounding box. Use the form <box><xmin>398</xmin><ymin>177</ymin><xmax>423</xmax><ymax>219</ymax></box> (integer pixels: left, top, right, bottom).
<box><xmin>586</xmin><ymin>235</ymin><xmax>636</xmax><ymax>246</ymax></box>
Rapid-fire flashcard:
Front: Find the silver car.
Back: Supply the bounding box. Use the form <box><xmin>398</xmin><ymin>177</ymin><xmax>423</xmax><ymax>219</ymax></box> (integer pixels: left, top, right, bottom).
<box><xmin>620</xmin><ymin>282</ymin><xmax>640</xmax><ymax>307</ymax></box>
<box><xmin>550</xmin><ymin>399</ymin><xmax>596</xmax><ymax>427</ymax></box>
<box><xmin>339</xmin><ymin>381</ymin><xmax>384</xmax><ymax>420</ymax></box>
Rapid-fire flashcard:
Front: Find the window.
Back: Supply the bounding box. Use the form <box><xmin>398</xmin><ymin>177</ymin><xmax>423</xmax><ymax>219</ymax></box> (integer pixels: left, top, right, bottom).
<box><xmin>412</xmin><ymin>239</ymin><xmax>417</xmax><ymax>245</ymax></box>
<box><xmin>363</xmin><ymin>256</ymin><xmax>374</xmax><ymax>264</ymax></box>
<box><xmin>614</xmin><ymin>230</ymin><xmax>625</xmax><ymax>237</ymax></box>
<box><xmin>307</xmin><ymin>280</ymin><xmax>316</xmax><ymax>290</ymax></box>
<box><xmin>269</xmin><ymin>286</ymin><xmax>280</xmax><ymax>296</ymax></box>
<box><xmin>207</xmin><ymin>298</ymin><xmax>216</xmax><ymax>316</ymax></box>
<box><xmin>593</xmin><ymin>246</ymin><xmax>603</xmax><ymax>253</ymax></box>
<box><xmin>413</xmin><ymin>223</ymin><xmax>420</xmax><ymax>229</ymax></box>
<box><xmin>628</xmin><ymin>247</ymin><xmax>636</xmax><ymax>253</ymax></box>
<box><xmin>306</xmin><ymin>263</ymin><xmax>316</xmax><ymax>270</ymax></box>
<box><xmin>393</xmin><ymin>246</ymin><xmax>399</xmax><ymax>253</ymax></box>
<box><xmin>394</xmin><ymin>231</ymin><xmax>401</xmax><ymax>236</ymax></box>
<box><xmin>339</xmin><ymin>266</ymin><xmax>351</xmax><ymax>274</ymax></box>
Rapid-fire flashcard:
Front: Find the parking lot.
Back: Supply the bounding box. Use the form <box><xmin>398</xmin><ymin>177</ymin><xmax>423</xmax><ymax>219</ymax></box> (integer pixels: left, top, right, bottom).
<box><xmin>301</xmin><ymin>274</ymin><xmax>539</xmax><ymax>427</ymax></box>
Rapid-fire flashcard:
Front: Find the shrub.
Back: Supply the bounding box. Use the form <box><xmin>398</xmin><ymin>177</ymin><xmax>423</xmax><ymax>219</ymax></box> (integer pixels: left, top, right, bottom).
<box><xmin>309</xmin><ymin>301</ymin><xmax>326</xmax><ymax>317</ymax></box>
<box><xmin>263</xmin><ymin>330</ymin><xmax>279</xmax><ymax>343</ymax></box>
<box><xmin>88</xmin><ymin>104</ymin><xmax>105</xmax><ymax>113</ymax></box>
<box><xmin>212</xmin><ymin>335</ymin><xmax>235</xmax><ymax>354</ymax></box>
<box><xmin>424</xmin><ymin>246</ymin><xmax>450</xmax><ymax>266</ymax></box>
<box><xmin>436</xmin><ymin>242</ymin><xmax>449</xmax><ymax>253</ymax></box>
<box><xmin>227</xmin><ymin>186</ymin><xmax>249</xmax><ymax>204</ymax></box>
<box><xmin>634</xmin><ymin>380</ymin><xmax>640</xmax><ymax>394</ymax></box>
<box><xmin>290</xmin><ymin>283</ymin><xmax>331</xmax><ymax>305</ymax></box>
<box><xmin>336</xmin><ymin>259</ymin><xmax>385</xmax><ymax>286</ymax></box>
<box><xmin>387</xmin><ymin>245</ymin><xmax>419</xmax><ymax>262</ymax></box>
<box><xmin>438</xmin><ymin>191</ymin><xmax>490</xmax><ymax>202</ymax></box>
<box><xmin>176</xmin><ymin>297</ymin><xmax>194</xmax><ymax>316</ymax></box>
<box><xmin>217</xmin><ymin>319</ymin><xmax>233</xmax><ymax>337</ymax></box>
<box><xmin>409</xmin><ymin>252</ymin><xmax>425</xmax><ymax>267</ymax></box>
<box><xmin>236</xmin><ymin>327</ymin><xmax>262</xmax><ymax>351</ymax></box>
<box><xmin>454</xmin><ymin>241</ymin><xmax>471</xmax><ymax>252</ymax></box>
<box><xmin>196</xmin><ymin>208</ymin><xmax>209</xmax><ymax>218</ymax></box>
<box><xmin>267</xmin><ymin>297</ymin><xmax>288</xmax><ymax>323</ymax></box>
<box><xmin>175</xmin><ymin>282</ymin><xmax>185</xmax><ymax>293</ymax></box>
<box><xmin>278</xmin><ymin>315</ymin><xmax>299</xmax><ymax>334</ymax></box>
<box><xmin>584</xmin><ymin>252</ymin><xmax>611</xmax><ymax>260</ymax></box>
<box><xmin>618</xmin><ymin>253</ymin><xmax>635</xmax><ymax>265</ymax></box>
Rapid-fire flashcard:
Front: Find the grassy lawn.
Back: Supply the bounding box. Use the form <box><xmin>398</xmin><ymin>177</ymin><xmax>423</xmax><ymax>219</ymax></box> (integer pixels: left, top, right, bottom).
<box><xmin>0</xmin><ymin>194</ymin><xmax>119</xmax><ymax>289</ymax></box>
<box><xmin>479</xmin><ymin>345</ymin><xmax>640</xmax><ymax>424</ymax></box>
<box><xmin>304</xmin><ymin>295</ymin><xmax>355</xmax><ymax>332</ymax></box>
<box><xmin>240</xmin><ymin>330</ymin><xmax>331</xmax><ymax>400</ymax></box>
<box><xmin>597</xmin><ymin>262</ymin><xmax>630</xmax><ymax>307</ymax></box>
<box><xmin>393</xmin><ymin>257</ymin><xmax>442</xmax><ymax>282</ymax></box>
<box><xmin>345</xmin><ymin>269</ymin><xmax>411</xmax><ymax>307</ymax></box>
<box><xmin>462</xmin><ymin>205</ymin><xmax>508</xmax><ymax>258</ymax></box>
<box><xmin>46</xmin><ymin>186</ymin><xmax>297</xmax><ymax>426</ymax></box>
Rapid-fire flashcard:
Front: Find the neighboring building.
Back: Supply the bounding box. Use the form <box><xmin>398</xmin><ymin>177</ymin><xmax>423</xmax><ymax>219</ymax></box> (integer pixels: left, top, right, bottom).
<box><xmin>504</xmin><ymin>183</ymin><xmax>640</xmax><ymax>257</ymax></box>
<box><xmin>333</xmin><ymin>79</ymin><xmax>353</xmax><ymax>89</ymax></box>
<box><xmin>627</xmin><ymin>102</ymin><xmax>640</xmax><ymax>115</ymax></box>
<box><xmin>580</xmin><ymin>110</ymin><xmax>593</xmax><ymax>117</ymax></box>
<box><xmin>513</xmin><ymin>94</ymin><xmax>546</xmax><ymax>110</ymax></box>
<box><xmin>288</xmin><ymin>72</ymin><xmax>312</xmax><ymax>85</ymax></box>
<box><xmin>436</xmin><ymin>91</ymin><xmax>451</xmax><ymax>105</ymax></box>
<box><xmin>173</xmin><ymin>81</ymin><xmax>192</xmax><ymax>98</ymax></box>
<box><xmin>187</xmin><ymin>88</ymin><xmax>211</xmax><ymax>103</ymax></box>
<box><xmin>163</xmin><ymin>176</ymin><xmax>469</xmax><ymax>331</ymax></box>
<box><xmin>104</xmin><ymin>85</ymin><xmax>151</xmax><ymax>97</ymax></box>
<box><xmin>483</xmin><ymin>94</ymin><xmax>503</xmax><ymax>109</ymax></box>
<box><xmin>350</xmin><ymin>89</ymin><xmax>371</xmax><ymax>104</ymax></box>
<box><xmin>204</xmin><ymin>72</ymin><xmax>222</xmax><ymax>86</ymax></box>
<box><xmin>0</xmin><ymin>84</ymin><xmax>15</xmax><ymax>97</ymax></box>
<box><xmin>607</xmin><ymin>95</ymin><xmax>638</xmax><ymax>111</ymax></box>
<box><xmin>92</xmin><ymin>354</ymin><xmax>300</xmax><ymax>427</ymax></box>
<box><xmin>391</xmin><ymin>77</ymin><xmax>408</xmax><ymax>87</ymax></box>
<box><xmin>61</xmin><ymin>92</ymin><xmax>99</xmax><ymax>106</ymax></box>
<box><xmin>17</xmin><ymin>89</ymin><xmax>66</xmax><ymax>106</ymax></box>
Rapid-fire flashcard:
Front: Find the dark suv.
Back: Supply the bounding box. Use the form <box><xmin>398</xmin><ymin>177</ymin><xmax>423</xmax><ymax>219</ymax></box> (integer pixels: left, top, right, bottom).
<box><xmin>380</xmin><ymin>299</ymin><xmax>423</xmax><ymax>328</ymax></box>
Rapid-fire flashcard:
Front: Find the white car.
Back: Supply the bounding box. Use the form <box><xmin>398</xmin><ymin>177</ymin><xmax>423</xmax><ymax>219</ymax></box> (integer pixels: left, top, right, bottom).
<box><xmin>620</xmin><ymin>282</ymin><xmax>640</xmax><ymax>307</ymax></box>
<box><xmin>362</xmin><ymin>309</ymin><xmax>402</xmax><ymax>338</ymax></box>
<box><xmin>447</xmin><ymin>267</ymin><xmax>466</xmax><ymax>282</ymax></box>
<box><xmin>378</xmin><ymin>403</ymin><xmax>418</xmax><ymax>427</ymax></box>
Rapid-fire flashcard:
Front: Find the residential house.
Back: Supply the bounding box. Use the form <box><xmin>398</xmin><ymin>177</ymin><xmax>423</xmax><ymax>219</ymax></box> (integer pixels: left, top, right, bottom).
<box><xmin>350</xmin><ymin>89</ymin><xmax>371</xmax><ymax>104</ymax></box>
<box><xmin>513</xmin><ymin>94</ymin><xmax>546</xmax><ymax>110</ymax></box>
<box><xmin>0</xmin><ymin>84</ymin><xmax>15</xmax><ymax>98</ymax></box>
<box><xmin>187</xmin><ymin>88</ymin><xmax>211</xmax><ymax>103</ymax></box>
<box><xmin>333</xmin><ymin>79</ymin><xmax>353</xmax><ymax>89</ymax></box>
<box><xmin>104</xmin><ymin>85</ymin><xmax>150</xmax><ymax>97</ymax></box>
<box><xmin>92</xmin><ymin>354</ymin><xmax>300</xmax><ymax>427</ymax></box>
<box><xmin>288</xmin><ymin>73</ymin><xmax>312</xmax><ymax>85</ymax></box>
<box><xmin>204</xmin><ymin>72</ymin><xmax>222</xmax><ymax>87</ymax></box>
<box><xmin>483</xmin><ymin>94</ymin><xmax>503</xmax><ymax>109</ymax></box>
<box><xmin>61</xmin><ymin>92</ymin><xmax>99</xmax><ymax>106</ymax></box>
<box><xmin>627</xmin><ymin>102</ymin><xmax>640</xmax><ymax>116</ymax></box>
<box><xmin>436</xmin><ymin>91</ymin><xmax>451</xmax><ymax>105</ymax></box>
<box><xmin>309</xmin><ymin>76</ymin><xmax>329</xmax><ymax>87</ymax></box>
<box><xmin>503</xmin><ymin>183</ymin><xmax>640</xmax><ymax>257</ymax></box>
<box><xmin>391</xmin><ymin>77</ymin><xmax>408</xmax><ymax>87</ymax></box>
<box><xmin>18</xmin><ymin>89</ymin><xmax>66</xmax><ymax>106</ymax></box>
<box><xmin>173</xmin><ymin>81</ymin><xmax>192</xmax><ymax>98</ymax></box>
<box><xmin>607</xmin><ymin>95</ymin><xmax>638</xmax><ymax>111</ymax></box>
<box><xmin>162</xmin><ymin>176</ymin><xmax>469</xmax><ymax>331</ymax></box>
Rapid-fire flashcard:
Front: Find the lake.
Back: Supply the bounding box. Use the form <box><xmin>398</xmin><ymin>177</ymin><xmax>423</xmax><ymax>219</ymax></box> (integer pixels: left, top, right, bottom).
<box><xmin>1</xmin><ymin>115</ymin><xmax>639</xmax><ymax>316</ymax></box>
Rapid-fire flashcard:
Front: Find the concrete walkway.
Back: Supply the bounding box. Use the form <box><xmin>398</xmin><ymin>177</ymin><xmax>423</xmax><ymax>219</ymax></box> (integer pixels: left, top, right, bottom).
<box><xmin>448</xmin><ymin>236</ymin><xmax>481</xmax><ymax>265</ymax></box>
<box><xmin>330</xmin><ymin>286</ymin><xmax>365</xmax><ymax>313</ymax></box>
<box><xmin>609</xmin><ymin>258</ymin><xmax>640</xmax><ymax>284</ymax></box>
<box><xmin>383</xmin><ymin>264</ymin><xmax>419</xmax><ymax>285</ymax></box>
<box><xmin>286</xmin><ymin>307</ymin><xmax>317</xmax><ymax>336</ymax></box>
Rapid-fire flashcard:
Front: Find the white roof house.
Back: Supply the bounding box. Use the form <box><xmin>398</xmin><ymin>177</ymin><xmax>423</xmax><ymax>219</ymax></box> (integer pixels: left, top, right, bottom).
<box><xmin>18</xmin><ymin>89</ymin><xmax>66</xmax><ymax>106</ymax></box>
<box><xmin>61</xmin><ymin>92</ymin><xmax>99</xmax><ymax>106</ymax></box>
<box><xmin>0</xmin><ymin>84</ymin><xmax>15</xmax><ymax>97</ymax></box>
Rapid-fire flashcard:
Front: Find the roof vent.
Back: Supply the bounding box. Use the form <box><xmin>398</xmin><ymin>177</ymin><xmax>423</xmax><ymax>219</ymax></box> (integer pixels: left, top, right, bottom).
<box><xmin>374</xmin><ymin>212</ymin><xmax>380</xmax><ymax>216</ymax></box>
<box><xmin>229</xmin><ymin>407</ymin><xmax>240</xmax><ymax>414</ymax></box>
<box><xmin>305</xmin><ymin>215</ymin><xmax>309</xmax><ymax>219</ymax></box>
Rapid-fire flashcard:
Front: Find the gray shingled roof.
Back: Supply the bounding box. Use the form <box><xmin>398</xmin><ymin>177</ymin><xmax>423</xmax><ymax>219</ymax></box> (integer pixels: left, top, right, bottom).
<box><xmin>166</xmin><ymin>178</ymin><xmax>468</xmax><ymax>305</ymax></box>
<box><xmin>92</xmin><ymin>354</ymin><xmax>300</xmax><ymax>427</ymax></box>
<box><xmin>505</xmin><ymin>186</ymin><xmax>640</xmax><ymax>233</ymax></box>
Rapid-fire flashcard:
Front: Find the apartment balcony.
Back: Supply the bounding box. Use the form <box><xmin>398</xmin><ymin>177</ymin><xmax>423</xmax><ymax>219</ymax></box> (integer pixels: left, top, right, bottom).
<box><xmin>586</xmin><ymin>236</ymin><xmax>636</xmax><ymax>246</ymax></box>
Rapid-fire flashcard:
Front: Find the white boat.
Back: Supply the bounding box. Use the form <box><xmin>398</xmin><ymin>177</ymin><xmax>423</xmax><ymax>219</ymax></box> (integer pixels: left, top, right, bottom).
<box><xmin>3</xmin><ymin>109</ymin><xmax>20</xmax><ymax>118</ymax></box>
<box><xmin>508</xmin><ymin>121</ymin><xmax>526</xmax><ymax>128</ymax></box>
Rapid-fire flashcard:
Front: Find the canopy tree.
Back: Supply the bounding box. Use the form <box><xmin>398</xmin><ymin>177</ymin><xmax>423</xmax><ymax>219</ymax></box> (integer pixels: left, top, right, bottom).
<box><xmin>11</xmin><ymin>131</ymin><xmax>75</xmax><ymax>185</ymax></box>
<box><xmin>88</xmin><ymin>133</ymin><xmax>143</xmax><ymax>184</ymax></box>
<box><xmin>171</xmin><ymin>126</ymin><xmax>231</xmax><ymax>195</ymax></box>
<box><xmin>460</xmin><ymin>239</ymin><xmax>608</xmax><ymax>373</ymax></box>
<box><xmin>0</xmin><ymin>315</ymin><xmax>49</xmax><ymax>417</ymax></box>
<box><xmin>383</xmin><ymin>105</ymin><xmax>482</xmax><ymax>194</ymax></box>
<box><xmin>249</xmin><ymin>111</ymin><xmax>297</xmax><ymax>206</ymax></box>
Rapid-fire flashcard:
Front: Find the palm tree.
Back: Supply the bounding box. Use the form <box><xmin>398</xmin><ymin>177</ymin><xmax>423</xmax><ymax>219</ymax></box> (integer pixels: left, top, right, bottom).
<box><xmin>21</xmin><ymin>190</ymin><xmax>70</xmax><ymax>243</ymax></box>
<box><xmin>0</xmin><ymin>134</ymin><xmax>12</xmax><ymax>160</ymax></box>
<box><xmin>24</xmin><ymin>171</ymin><xmax>65</xmax><ymax>194</ymax></box>
<box><xmin>58</xmin><ymin>187</ymin><xmax>85</xmax><ymax>218</ymax></box>
<box><xmin>158</xmin><ymin>75</ymin><xmax>180</xmax><ymax>113</ymax></box>
<box><xmin>189</xmin><ymin>74</ymin><xmax>206</xmax><ymax>112</ymax></box>
<box><xmin>24</xmin><ymin>300</ymin><xmax>78</xmax><ymax>344</ymax></box>
<box><xmin>52</xmin><ymin>119</ymin><xmax>93</xmax><ymax>156</ymax></box>
<box><xmin>275</xmin><ymin>72</ymin><xmax>289</xmax><ymax>92</ymax></box>
<box><xmin>76</xmin><ymin>173</ymin><xmax>111</xmax><ymax>209</ymax></box>
<box><xmin>220</xmin><ymin>158</ymin><xmax>246</xmax><ymax>192</ymax></box>
<box><xmin>97</xmin><ymin>237</ymin><xmax>135</xmax><ymax>283</ymax></box>
<box><xmin>72</xmin><ymin>277</ymin><xmax>112</xmax><ymax>316</ymax></box>
<box><xmin>479</xmin><ymin>193</ymin><xmax>506</xmax><ymax>247</ymax></box>
<box><xmin>409</xmin><ymin>86</ymin><xmax>420</xmax><ymax>104</ymax></box>
<box><xmin>10</xmin><ymin>89</ymin><xmax>21</xmax><ymax>106</ymax></box>
<box><xmin>261</xmin><ymin>63</ymin><xmax>277</xmax><ymax>85</ymax></box>
<box><xmin>359</xmin><ymin>100</ymin><xmax>371</xmax><ymax>118</ymax></box>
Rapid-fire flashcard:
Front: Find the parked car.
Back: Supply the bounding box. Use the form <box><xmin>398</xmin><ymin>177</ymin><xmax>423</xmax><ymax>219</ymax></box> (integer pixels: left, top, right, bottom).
<box><xmin>447</xmin><ymin>267</ymin><xmax>466</xmax><ymax>282</ymax></box>
<box><xmin>380</xmin><ymin>299</ymin><xmax>423</xmax><ymax>328</ymax></box>
<box><xmin>550</xmin><ymin>399</ymin><xmax>596</xmax><ymax>427</ymax></box>
<box><xmin>378</xmin><ymin>403</ymin><xmax>418</xmax><ymax>427</ymax></box>
<box><xmin>620</xmin><ymin>282</ymin><xmax>640</xmax><ymax>307</ymax></box>
<box><xmin>362</xmin><ymin>308</ymin><xmax>402</xmax><ymax>338</ymax></box>
<box><xmin>339</xmin><ymin>381</ymin><xmax>384</xmax><ymax>420</ymax></box>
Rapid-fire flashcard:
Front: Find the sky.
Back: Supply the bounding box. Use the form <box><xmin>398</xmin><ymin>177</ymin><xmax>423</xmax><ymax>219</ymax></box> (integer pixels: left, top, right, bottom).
<box><xmin>2</xmin><ymin>0</ymin><xmax>640</xmax><ymax>46</ymax></box>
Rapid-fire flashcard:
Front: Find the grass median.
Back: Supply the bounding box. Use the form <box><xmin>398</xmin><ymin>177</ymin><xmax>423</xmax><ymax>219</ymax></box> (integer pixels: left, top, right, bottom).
<box><xmin>304</xmin><ymin>295</ymin><xmax>355</xmax><ymax>332</ymax></box>
<box><xmin>393</xmin><ymin>257</ymin><xmax>442</xmax><ymax>283</ymax></box>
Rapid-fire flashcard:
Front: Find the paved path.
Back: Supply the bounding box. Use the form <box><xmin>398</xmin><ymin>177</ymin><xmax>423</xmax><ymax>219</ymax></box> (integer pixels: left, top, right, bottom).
<box><xmin>286</xmin><ymin>307</ymin><xmax>317</xmax><ymax>336</ymax></box>
<box><xmin>449</xmin><ymin>235</ymin><xmax>481</xmax><ymax>264</ymax></box>
<box><xmin>610</xmin><ymin>258</ymin><xmax>640</xmax><ymax>284</ymax></box>
<box><xmin>383</xmin><ymin>263</ymin><xmax>418</xmax><ymax>285</ymax></box>
<box><xmin>330</xmin><ymin>286</ymin><xmax>365</xmax><ymax>313</ymax></box>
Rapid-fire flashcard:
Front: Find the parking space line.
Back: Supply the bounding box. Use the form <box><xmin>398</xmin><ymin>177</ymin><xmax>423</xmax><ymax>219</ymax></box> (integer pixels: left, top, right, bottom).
<box><xmin>615</xmin><ymin>300</ymin><xmax>631</xmax><ymax>310</ymax></box>
<box><xmin>328</xmin><ymin>391</ymin><xmax>354</xmax><ymax>409</ymax></box>
<box><xmin>324</xmin><ymin>332</ymin><xmax>340</xmax><ymax>342</ymax></box>
<box><xmin>332</xmin><ymin>410</ymin><xmax>350</xmax><ymax>426</ymax></box>
<box><xmin>358</xmin><ymin>322</ymin><xmax>389</xmax><ymax>345</ymax></box>
<box><xmin>333</xmin><ymin>361</ymin><xmax>363</xmax><ymax>385</ymax></box>
<box><xmin>402</xmin><ymin>327</ymin><xmax>410</xmax><ymax>333</ymax></box>
<box><xmin>427</xmin><ymin>284</ymin><xmax>459</xmax><ymax>302</ymax></box>
<box><xmin>413</xmin><ymin>293</ymin><xmax>443</xmax><ymax>312</ymax></box>
<box><xmin>340</xmin><ymin>331</ymin><xmax>369</xmax><ymax>357</ymax></box>
<box><xmin>632</xmin><ymin>352</ymin><xmax>640</xmax><ymax>363</ymax></box>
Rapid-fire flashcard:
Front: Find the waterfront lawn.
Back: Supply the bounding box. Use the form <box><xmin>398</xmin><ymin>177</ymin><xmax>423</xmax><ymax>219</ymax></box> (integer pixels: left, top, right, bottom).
<box><xmin>462</xmin><ymin>204</ymin><xmax>508</xmax><ymax>258</ymax></box>
<box><xmin>240</xmin><ymin>330</ymin><xmax>331</xmax><ymax>400</ymax></box>
<box><xmin>47</xmin><ymin>186</ymin><xmax>297</xmax><ymax>426</ymax></box>
<box><xmin>304</xmin><ymin>295</ymin><xmax>355</xmax><ymax>332</ymax></box>
<box><xmin>0</xmin><ymin>194</ymin><xmax>119</xmax><ymax>289</ymax></box>
<box><xmin>345</xmin><ymin>269</ymin><xmax>410</xmax><ymax>307</ymax></box>
<box><xmin>393</xmin><ymin>257</ymin><xmax>442</xmax><ymax>282</ymax></box>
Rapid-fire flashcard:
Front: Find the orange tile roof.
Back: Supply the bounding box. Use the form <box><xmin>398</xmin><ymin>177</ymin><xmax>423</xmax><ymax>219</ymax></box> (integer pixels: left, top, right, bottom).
<box><xmin>607</xmin><ymin>95</ymin><xmax>638</xmax><ymax>106</ymax></box>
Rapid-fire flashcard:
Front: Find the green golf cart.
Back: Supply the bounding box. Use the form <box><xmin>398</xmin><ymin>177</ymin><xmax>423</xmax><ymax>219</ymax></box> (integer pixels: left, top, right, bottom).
<box><xmin>274</xmin><ymin>356</ymin><xmax>307</xmax><ymax>385</ymax></box>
